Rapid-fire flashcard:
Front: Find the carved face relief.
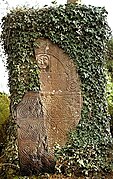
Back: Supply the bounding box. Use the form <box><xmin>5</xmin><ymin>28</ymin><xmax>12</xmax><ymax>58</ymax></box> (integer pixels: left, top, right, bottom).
<box><xmin>36</xmin><ymin>54</ymin><xmax>50</xmax><ymax>69</ymax></box>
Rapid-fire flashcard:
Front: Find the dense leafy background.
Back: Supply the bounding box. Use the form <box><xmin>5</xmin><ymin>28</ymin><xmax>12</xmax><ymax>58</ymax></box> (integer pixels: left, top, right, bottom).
<box><xmin>1</xmin><ymin>3</ymin><xmax>113</xmax><ymax>177</ymax></box>
<box><xmin>0</xmin><ymin>92</ymin><xmax>9</xmax><ymax>146</ymax></box>
<box><xmin>106</xmin><ymin>38</ymin><xmax>113</xmax><ymax>137</ymax></box>
<box><xmin>0</xmin><ymin>92</ymin><xmax>9</xmax><ymax>127</ymax></box>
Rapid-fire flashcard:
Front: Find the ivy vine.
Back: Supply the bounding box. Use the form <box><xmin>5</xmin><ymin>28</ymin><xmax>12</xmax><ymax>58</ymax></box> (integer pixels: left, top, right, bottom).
<box><xmin>1</xmin><ymin>3</ymin><xmax>113</xmax><ymax>177</ymax></box>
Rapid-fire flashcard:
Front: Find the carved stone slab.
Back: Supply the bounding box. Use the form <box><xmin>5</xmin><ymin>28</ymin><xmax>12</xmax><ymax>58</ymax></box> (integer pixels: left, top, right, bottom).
<box><xmin>35</xmin><ymin>38</ymin><xmax>82</xmax><ymax>154</ymax></box>
<box><xmin>16</xmin><ymin>39</ymin><xmax>82</xmax><ymax>174</ymax></box>
<box><xmin>16</xmin><ymin>92</ymin><xmax>54</xmax><ymax>175</ymax></box>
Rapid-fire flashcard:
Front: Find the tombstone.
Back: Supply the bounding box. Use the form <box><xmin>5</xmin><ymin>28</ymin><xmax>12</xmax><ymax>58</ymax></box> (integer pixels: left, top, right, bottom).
<box><xmin>16</xmin><ymin>38</ymin><xmax>82</xmax><ymax>174</ymax></box>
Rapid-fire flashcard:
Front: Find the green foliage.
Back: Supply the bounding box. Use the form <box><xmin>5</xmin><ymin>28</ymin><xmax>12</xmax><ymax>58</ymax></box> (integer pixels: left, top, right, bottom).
<box><xmin>106</xmin><ymin>38</ymin><xmax>113</xmax><ymax>136</ymax></box>
<box><xmin>106</xmin><ymin>76</ymin><xmax>113</xmax><ymax>136</ymax></box>
<box><xmin>106</xmin><ymin>38</ymin><xmax>113</xmax><ymax>80</ymax></box>
<box><xmin>107</xmin><ymin>76</ymin><xmax>113</xmax><ymax>114</ymax></box>
<box><xmin>0</xmin><ymin>92</ymin><xmax>10</xmax><ymax>145</ymax></box>
<box><xmin>1</xmin><ymin>3</ymin><xmax>113</xmax><ymax>177</ymax></box>
<box><xmin>0</xmin><ymin>92</ymin><xmax>10</xmax><ymax>127</ymax></box>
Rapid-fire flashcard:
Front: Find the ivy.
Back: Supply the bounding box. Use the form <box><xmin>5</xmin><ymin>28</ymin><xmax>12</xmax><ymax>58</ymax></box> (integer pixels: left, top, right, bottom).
<box><xmin>1</xmin><ymin>3</ymin><xmax>113</xmax><ymax>177</ymax></box>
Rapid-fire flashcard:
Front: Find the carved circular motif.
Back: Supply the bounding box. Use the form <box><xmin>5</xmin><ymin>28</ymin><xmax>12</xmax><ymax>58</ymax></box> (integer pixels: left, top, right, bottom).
<box><xmin>17</xmin><ymin>96</ymin><xmax>42</xmax><ymax>119</ymax></box>
<box><xmin>36</xmin><ymin>54</ymin><xmax>50</xmax><ymax>69</ymax></box>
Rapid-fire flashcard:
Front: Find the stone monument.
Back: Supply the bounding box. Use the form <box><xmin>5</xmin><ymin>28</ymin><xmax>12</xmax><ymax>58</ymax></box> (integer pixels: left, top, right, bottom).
<box><xmin>16</xmin><ymin>38</ymin><xmax>82</xmax><ymax>174</ymax></box>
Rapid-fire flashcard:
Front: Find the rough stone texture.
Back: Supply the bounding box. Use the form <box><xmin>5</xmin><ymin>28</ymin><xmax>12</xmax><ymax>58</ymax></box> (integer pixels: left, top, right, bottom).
<box><xmin>35</xmin><ymin>38</ymin><xmax>82</xmax><ymax>154</ymax></box>
<box><xmin>16</xmin><ymin>38</ymin><xmax>82</xmax><ymax>174</ymax></box>
<box><xmin>17</xmin><ymin>92</ymin><xmax>54</xmax><ymax>175</ymax></box>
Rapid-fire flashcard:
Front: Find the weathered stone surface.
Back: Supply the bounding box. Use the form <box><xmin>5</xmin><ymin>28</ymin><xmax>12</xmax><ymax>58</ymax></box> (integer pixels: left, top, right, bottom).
<box><xmin>16</xmin><ymin>38</ymin><xmax>82</xmax><ymax>174</ymax></box>
<box><xmin>17</xmin><ymin>92</ymin><xmax>54</xmax><ymax>175</ymax></box>
<box><xmin>35</xmin><ymin>38</ymin><xmax>82</xmax><ymax>154</ymax></box>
